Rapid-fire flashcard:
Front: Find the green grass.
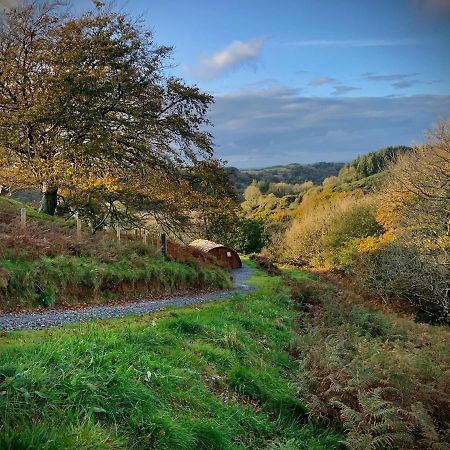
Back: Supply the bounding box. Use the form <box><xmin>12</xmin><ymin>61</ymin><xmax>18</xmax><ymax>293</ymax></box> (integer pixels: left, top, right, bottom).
<box><xmin>0</xmin><ymin>263</ymin><xmax>342</xmax><ymax>449</ymax></box>
<box><xmin>0</xmin><ymin>255</ymin><xmax>231</xmax><ymax>310</ymax></box>
<box><xmin>241</xmin><ymin>257</ymin><xmax>313</xmax><ymax>290</ymax></box>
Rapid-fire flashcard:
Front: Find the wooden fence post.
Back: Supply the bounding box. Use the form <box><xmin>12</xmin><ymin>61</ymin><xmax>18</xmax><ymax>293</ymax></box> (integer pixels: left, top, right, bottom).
<box><xmin>75</xmin><ymin>213</ymin><xmax>82</xmax><ymax>242</ymax></box>
<box><xmin>116</xmin><ymin>225</ymin><xmax>121</xmax><ymax>243</ymax></box>
<box><xmin>20</xmin><ymin>208</ymin><xmax>26</xmax><ymax>231</ymax></box>
<box><xmin>161</xmin><ymin>233</ymin><xmax>167</xmax><ymax>257</ymax></box>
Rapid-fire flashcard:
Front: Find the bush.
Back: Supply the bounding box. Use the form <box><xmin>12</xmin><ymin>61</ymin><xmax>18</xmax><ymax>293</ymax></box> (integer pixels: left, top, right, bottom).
<box><xmin>355</xmin><ymin>240</ymin><xmax>450</xmax><ymax>324</ymax></box>
<box><xmin>282</xmin><ymin>194</ymin><xmax>380</xmax><ymax>270</ymax></box>
<box><xmin>232</xmin><ymin>218</ymin><xmax>266</xmax><ymax>254</ymax></box>
<box><xmin>249</xmin><ymin>254</ymin><xmax>281</xmax><ymax>276</ymax></box>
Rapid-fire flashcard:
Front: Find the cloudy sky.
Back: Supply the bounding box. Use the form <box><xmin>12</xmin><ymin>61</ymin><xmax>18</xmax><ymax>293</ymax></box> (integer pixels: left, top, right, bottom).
<box><xmin>3</xmin><ymin>0</ymin><xmax>450</xmax><ymax>167</ymax></box>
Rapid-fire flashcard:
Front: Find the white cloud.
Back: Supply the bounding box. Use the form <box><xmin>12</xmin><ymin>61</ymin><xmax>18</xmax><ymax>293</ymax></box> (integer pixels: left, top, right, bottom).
<box><xmin>309</xmin><ymin>76</ymin><xmax>336</xmax><ymax>86</ymax></box>
<box><xmin>392</xmin><ymin>80</ymin><xmax>415</xmax><ymax>89</ymax></box>
<box><xmin>362</xmin><ymin>73</ymin><xmax>422</xmax><ymax>90</ymax></box>
<box><xmin>209</xmin><ymin>88</ymin><xmax>450</xmax><ymax>167</ymax></box>
<box><xmin>192</xmin><ymin>38</ymin><xmax>264</xmax><ymax>80</ymax></box>
<box><xmin>331</xmin><ymin>85</ymin><xmax>359</xmax><ymax>95</ymax></box>
<box><xmin>362</xmin><ymin>72</ymin><xmax>418</xmax><ymax>81</ymax></box>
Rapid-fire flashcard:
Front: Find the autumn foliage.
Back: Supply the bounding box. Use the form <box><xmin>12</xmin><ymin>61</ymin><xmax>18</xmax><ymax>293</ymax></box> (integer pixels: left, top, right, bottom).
<box><xmin>0</xmin><ymin>1</ymin><xmax>235</xmax><ymax>235</ymax></box>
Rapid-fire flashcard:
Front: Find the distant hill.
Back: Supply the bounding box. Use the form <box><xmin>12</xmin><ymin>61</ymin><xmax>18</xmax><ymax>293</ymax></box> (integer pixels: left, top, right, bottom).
<box><xmin>227</xmin><ymin>162</ymin><xmax>345</xmax><ymax>193</ymax></box>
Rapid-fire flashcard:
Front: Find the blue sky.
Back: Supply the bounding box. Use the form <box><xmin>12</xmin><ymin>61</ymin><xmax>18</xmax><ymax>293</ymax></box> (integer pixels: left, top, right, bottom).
<box><xmin>145</xmin><ymin>0</ymin><xmax>450</xmax><ymax>97</ymax></box>
<box><xmin>4</xmin><ymin>0</ymin><xmax>450</xmax><ymax>167</ymax></box>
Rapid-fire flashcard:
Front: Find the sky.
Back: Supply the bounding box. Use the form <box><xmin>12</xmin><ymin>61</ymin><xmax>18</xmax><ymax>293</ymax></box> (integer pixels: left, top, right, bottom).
<box><xmin>2</xmin><ymin>0</ymin><xmax>450</xmax><ymax>167</ymax></box>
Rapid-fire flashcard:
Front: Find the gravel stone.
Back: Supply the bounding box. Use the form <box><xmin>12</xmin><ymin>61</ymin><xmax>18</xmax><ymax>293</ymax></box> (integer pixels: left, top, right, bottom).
<box><xmin>0</xmin><ymin>266</ymin><xmax>255</xmax><ymax>331</ymax></box>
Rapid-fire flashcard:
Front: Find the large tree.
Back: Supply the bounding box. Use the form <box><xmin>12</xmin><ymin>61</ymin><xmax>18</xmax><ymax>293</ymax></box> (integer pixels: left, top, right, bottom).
<box><xmin>0</xmin><ymin>1</ymin><xmax>225</xmax><ymax>230</ymax></box>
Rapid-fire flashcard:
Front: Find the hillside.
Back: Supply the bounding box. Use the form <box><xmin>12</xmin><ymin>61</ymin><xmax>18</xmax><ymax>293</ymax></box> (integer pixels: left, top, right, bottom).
<box><xmin>338</xmin><ymin>145</ymin><xmax>412</xmax><ymax>182</ymax></box>
<box><xmin>227</xmin><ymin>162</ymin><xmax>344</xmax><ymax>193</ymax></box>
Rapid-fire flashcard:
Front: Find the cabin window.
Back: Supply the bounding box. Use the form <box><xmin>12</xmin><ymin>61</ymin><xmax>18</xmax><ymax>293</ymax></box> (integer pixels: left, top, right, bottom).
<box><xmin>227</xmin><ymin>252</ymin><xmax>231</xmax><ymax>257</ymax></box>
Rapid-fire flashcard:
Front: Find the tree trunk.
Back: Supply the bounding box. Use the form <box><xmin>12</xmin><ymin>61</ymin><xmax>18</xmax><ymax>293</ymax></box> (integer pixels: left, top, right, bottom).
<box><xmin>38</xmin><ymin>187</ymin><xmax>58</xmax><ymax>215</ymax></box>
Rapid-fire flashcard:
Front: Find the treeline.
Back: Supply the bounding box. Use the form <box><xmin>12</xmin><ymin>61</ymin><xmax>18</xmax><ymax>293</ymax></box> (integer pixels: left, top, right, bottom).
<box><xmin>227</xmin><ymin>162</ymin><xmax>344</xmax><ymax>193</ymax></box>
<box><xmin>242</xmin><ymin>123</ymin><xmax>449</xmax><ymax>324</ymax></box>
<box><xmin>338</xmin><ymin>145</ymin><xmax>412</xmax><ymax>182</ymax></box>
<box><xmin>229</xmin><ymin>147</ymin><xmax>410</xmax><ymax>196</ymax></box>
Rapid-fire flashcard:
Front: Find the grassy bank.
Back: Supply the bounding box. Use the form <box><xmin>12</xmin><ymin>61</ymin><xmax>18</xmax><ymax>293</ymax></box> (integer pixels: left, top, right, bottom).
<box><xmin>0</xmin><ymin>198</ymin><xmax>230</xmax><ymax>310</ymax></box>
<box><xmin>0</xmin><ymin>254</ymin><xmax>231</xmax><ymax>310</ymax></box>
<box><xmin>0</xmin><ymin>262</ymin><xmax>341</xmax><ymax>449</ymax></box>
<box><xmin>287</xmin><ymin>273</ymin><xmax>450</xmax><ymax>449</ymax></box>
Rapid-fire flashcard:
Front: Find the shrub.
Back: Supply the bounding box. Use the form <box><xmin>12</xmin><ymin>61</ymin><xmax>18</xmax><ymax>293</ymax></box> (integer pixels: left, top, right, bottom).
<box><xmin>355</xmin><ymin>240</ymin><xmax>450</xmax><ymax>324</ymax></box>
<box><xmin>231</xmin><ymin>218</ymin><xmax>266</xmax><ymax>254</ymax></box>
<box><xmin>249</xmin><ymin>254</ymin><xmax>281</xmax><ymax>276</ymax></box>
<box><xmin>282</xmin><ymin>194</ymin><xmax>380</xmax><ymax>270</ymax></box>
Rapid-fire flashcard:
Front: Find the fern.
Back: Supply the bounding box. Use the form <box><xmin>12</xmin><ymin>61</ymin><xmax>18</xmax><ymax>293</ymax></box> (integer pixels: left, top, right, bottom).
<box><xmin>331</xmin><ymin>389</ymin><xmax>412</xmax><ymax>449</ymax></box>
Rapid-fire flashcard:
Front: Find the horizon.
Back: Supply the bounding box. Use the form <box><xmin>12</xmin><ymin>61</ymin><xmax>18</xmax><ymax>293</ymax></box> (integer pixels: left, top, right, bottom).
<box><xmin>2</xmin><ymin>0</ymin><xmax>449</xmax><ymax>167</ymax></box>
<box><xmin>227</xmin><ymin>160</ymin><xmax>345</xmax><ymax>170</ymax></box>
<box><xmin>81</xmin><ymin>0</ymin><xmax>450</xmax><ymax>168</ymax></box>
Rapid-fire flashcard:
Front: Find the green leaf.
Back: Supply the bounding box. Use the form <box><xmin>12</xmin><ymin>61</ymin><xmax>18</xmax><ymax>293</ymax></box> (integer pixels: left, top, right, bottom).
<box><xmin>88</xmin><ymin>406</ymin><xmax>106</xmax><ymax>416</ymax></box>
<box><xmin>34</xmin><ymin>390</ymin><xmax>47</xmax><ymax>399</ymax></box>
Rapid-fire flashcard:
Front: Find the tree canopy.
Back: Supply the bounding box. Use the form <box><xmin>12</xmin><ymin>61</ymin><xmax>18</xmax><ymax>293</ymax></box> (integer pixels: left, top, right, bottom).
<box><xmin>0</xmin><ymin>1</ymin><xmax>233</xmax><ymax>233</ymax></box>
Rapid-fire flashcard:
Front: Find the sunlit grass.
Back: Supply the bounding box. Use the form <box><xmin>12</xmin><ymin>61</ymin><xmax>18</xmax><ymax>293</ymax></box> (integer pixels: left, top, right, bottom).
<box><xmin>0</xmin><ymin>263</ymin><xmax>342</xmax><ymax>449</ymax></box>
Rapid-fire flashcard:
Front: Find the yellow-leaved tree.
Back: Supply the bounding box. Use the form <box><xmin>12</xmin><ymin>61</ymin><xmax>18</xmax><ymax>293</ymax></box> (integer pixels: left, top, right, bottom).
<box><xmin>0</xmin><ymin>1</ymin><xmax>235</xmax><ymax>233</ymax></box>
<box><xmin>357</xmin><ymin>119</ymin><xmax>450</xmax><ymax>322</ymax></box>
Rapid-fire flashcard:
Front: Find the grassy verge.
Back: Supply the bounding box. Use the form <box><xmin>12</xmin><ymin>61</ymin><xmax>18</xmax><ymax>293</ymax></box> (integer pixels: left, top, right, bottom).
<box><xmin>0</xmin><ymin>255</ymin><xmax>231</xmax><ymax>310</ymax></box>
<box><xmin>0</xmin><ymin>198</ymin><xmax>231</xmax><ymax>310</ymax></box>
<box><xmin>0</xmin><ymin>262</ymin><xmax>342</xmax><ymax>449</ymax></box>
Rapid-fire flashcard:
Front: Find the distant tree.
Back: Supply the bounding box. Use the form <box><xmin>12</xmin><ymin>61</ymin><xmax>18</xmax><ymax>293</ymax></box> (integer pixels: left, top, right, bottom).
<box><xmin>202</xmin><ymin>212</ymin><xmax>266</xmax><ymax>254</ymax></box>
<box><xmin>0</xmin><ymin>1</ymin><xmax>223</xmax><ymax>233</ymax></box>
<box><xmin>322</xmin><ymin>176</ymin><xmax>339</xmax><ymax>189</ymax></box>
<box><xmin>230</xmin><ymin>162</ymin><xmax>344</xmax><ymax>194</ymax></box>
<box><xmin>338</xmin><ymin>165</ymin><xmax>358</xmax><ymax>183</ymax></box>
<box><xmin>242</xmin><ymin>184</ymin><xmax>262</xmax><ymax>211</ymax></box>
<box><xmin>293</xmin><ymin>181</ymin><xmax>314</xmax><ymax>192</ymax></box>
<box><xmin>339</xmin><ymin>146</ymin><xmax>412</xmax><ymax>182</ymax></box>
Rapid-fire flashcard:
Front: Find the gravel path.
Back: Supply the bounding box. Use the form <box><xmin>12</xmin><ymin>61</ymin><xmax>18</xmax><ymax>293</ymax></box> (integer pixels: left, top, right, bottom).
<box><xmin>0</xmin><ymin>266</ymin><xmax>255</xmax><ymax>331</ymax></box>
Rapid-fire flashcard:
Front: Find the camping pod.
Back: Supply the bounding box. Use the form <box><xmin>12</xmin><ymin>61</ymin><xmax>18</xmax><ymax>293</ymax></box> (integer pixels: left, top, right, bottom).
<box><xmin>189</xmin><ymin>239</ymin><xmax>242</xmax><ymax>269</ymax></box>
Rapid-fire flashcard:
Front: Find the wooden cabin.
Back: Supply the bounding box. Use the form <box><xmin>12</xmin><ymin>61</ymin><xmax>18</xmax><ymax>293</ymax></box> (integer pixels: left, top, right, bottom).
<box><xmin>189</xmin><ymin>239</ymin><xmax>242</xmax><ymax>269</ymax></box>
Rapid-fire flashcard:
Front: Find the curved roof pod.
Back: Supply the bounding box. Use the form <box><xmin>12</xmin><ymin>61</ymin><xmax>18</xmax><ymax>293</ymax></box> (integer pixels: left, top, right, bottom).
<box><xmin>189</xmin><ymin>239</ymin><xmax>242</xmax><ymax>269</ymax></box>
